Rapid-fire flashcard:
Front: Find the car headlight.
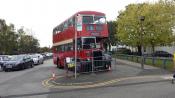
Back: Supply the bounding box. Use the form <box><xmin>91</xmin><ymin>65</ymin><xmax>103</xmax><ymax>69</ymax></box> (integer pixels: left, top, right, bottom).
<box><xmin>15</xmin><ymin>61</ymin><xmax>21</xmax><ymax>66</ymax></box>
<box><xmin>33</xmin><ymin>58</ymin><xmax>38</xmax><ymax>61</ymax></box>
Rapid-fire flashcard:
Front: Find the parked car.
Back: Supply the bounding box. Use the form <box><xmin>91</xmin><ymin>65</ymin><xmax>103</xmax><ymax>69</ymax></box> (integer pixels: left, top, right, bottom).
<box><xmin>30</xmin><ymin>54</ymin><xmax>44</xmax><ymax>65</ymax></box>
<box><xmin>0</xmin><ymin>55</ymin><xmax>11</xmax><ymax>69</ymax></box>
<box><xmin>103</xmin><ymin>52</ymin><xmax>112</xmax><ymax>69</ymax></box>
<box><xmin>116</xmin><ymin>48</ymin><xmax>131</xmax><ymax>55</ymax></box>
<box><xmin>44</xmin><ymin>52</ymin><xmax>53</xmax><ymax>59</ymax></box>
<box><xmin>103</xmin><ymin>53</ymin><xmax>112</xmax><ymax>61</ymax></box>
<box><xmin>152</xmin><ymin>51</ymin><xmax>173</xmax><ymax>57</ymax></box>
<box><xmin>41</xmin><ymin>53</ymin><xmax>47</xmax><ymax>59</ymax></box>
<box><xmin>2</xmin><ymin>55</ymin><xmax>34</xmax><ymax>72</ymax></box>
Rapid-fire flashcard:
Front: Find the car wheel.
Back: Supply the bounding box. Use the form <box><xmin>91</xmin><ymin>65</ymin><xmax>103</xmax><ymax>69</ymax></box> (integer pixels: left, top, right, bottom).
<box><xmin>31</xmin><ymin>62</ymin><xmax>34</xmax><ymax>68</ymax></box>
<box><xmin>38</xmin><ymin>61</ymin><xmax>40</xmax><ymax>65</ymax></box>
<box><xmin>41</xmin><ymin>60</ymin><xmax>44</xmax><ymax>64</ymax></box>
<box><xmin>57</xmin><ymin>60</ymin><xmax>61</xmax><ymax>69</ymax></box>
<box><xmin>4</xmin><ymin>68</ymin><xmax>10</xmax><ymax>72</ymax></box>
<box><xmin>21</xmin><ymin>65</ymin><xmax>25</xmax><ymax>69</ymax></box>
<box><xmin>2</xmin><ymin>67</ymin><xmax>5</xmax><ymax>71</ymax></box>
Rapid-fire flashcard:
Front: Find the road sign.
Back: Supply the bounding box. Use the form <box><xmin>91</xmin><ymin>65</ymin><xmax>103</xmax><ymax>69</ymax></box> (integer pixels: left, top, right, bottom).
<box><xmin>76</xmin><ymin>14</ymin><xmax>82</xmax><ymax>31</ymax></box>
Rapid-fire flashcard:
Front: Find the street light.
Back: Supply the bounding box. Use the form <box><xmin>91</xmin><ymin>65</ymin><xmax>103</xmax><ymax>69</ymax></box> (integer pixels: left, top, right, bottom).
<box><xmin>139</xmin><ymin>16</ymin><xmax>145</xmax><ymax>69</ymax></box>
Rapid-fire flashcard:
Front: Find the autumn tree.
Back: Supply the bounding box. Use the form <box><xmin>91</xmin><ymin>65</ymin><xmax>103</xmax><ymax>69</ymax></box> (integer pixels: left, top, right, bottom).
<box><xmin>116</xmin><ymin>0</ymin><xmax>175</xmax><ymax>55</ymax></box>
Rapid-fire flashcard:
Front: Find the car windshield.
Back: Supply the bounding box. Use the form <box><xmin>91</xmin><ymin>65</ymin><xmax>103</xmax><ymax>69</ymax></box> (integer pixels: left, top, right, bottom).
<box><xmin>31</xmin><ymin>55</ymin><xmax>39</xmax><ymax>58</ymax></box>
<box><xmin>10</xmin><ymin>55</ymin><xmax>24</xmax><ymax>61</ymax></box>
<box><xmin>0</xmin><ymin>56</ymin><xmax>10</xmax><ymax>61</ymax></box>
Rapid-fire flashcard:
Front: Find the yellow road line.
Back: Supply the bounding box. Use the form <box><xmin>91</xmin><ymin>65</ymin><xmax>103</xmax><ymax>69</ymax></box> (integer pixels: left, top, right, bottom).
<box><xmin>42</xmin><ymin>74</ymin><xmax>172</xmax><ymax>89</ymax></box>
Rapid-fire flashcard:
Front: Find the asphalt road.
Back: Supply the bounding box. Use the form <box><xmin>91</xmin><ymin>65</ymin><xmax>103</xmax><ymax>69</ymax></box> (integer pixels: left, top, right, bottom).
<box><xmin>0</xmin><ymin>59</ymin><xmax>174</xmax><ymax>98</ymax></box>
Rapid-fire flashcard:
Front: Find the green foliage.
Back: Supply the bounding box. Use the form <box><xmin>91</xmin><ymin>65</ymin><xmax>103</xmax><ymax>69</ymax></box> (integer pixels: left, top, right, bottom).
<box><xmin>39</xmin><ymin>47</ymin><xmax>52</xmax><ymax>53</ymax></box>
<box><xmin>0</xmin><ymin>19</ymin><xmax>40</xmax><ymax>54</ymax></box>
<box><xmin>104</xmin><ymin>21</ymin><xmax>118</xmax><ymax>51</ymax></box>
<box><xmin>107</xmin><ymin>21</ymin><xmax>118</xmax><ymax>45</ymax></box>
<box><xmin>116</xmin><ymin>0</ymin><xmax>175</xmax><ymax>52</ymax></box>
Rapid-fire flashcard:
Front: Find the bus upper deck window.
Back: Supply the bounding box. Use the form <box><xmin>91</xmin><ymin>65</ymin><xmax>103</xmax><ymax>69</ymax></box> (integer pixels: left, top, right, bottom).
<box><xmin>94</xmin><ymin>16</ymin><xmax>106</xmax><ymax>24</ymax></box>
<box><xmin>83</xmin><ymin>16</ymin><xmax>93</xmax><ymax>24</ymax></box>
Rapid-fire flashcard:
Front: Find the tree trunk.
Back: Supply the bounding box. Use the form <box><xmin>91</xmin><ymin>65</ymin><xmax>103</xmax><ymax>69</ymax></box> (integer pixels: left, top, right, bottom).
<box><xmin>151</xmin><ymin>44</ymin><xmax>155</xmax><ymax>53</ymax></box>
<box><xmin>137</xmin><ymin>45</ymin><xmax>142</xmax><ymax>56</ymax></box>
<box><xmin>108</xmin><ymin>43</ymin><xmax>111</xmax><ymax>51</ymax></box>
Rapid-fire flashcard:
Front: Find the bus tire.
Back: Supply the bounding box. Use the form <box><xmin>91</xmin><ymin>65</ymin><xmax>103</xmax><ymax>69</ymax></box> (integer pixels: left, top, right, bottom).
<box><xmin>57</xmin><ymin>59</ymin><xmax>61</xmax><ymax>69</ymax></box>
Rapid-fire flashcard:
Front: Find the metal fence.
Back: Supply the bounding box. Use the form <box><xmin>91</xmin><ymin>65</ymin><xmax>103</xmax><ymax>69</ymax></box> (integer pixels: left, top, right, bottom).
<box><xmin>116</xmin><ymin>54</ymin><xmax>174</xmax><ymax>71</ymax></box>
<box><xmin>65</xmin><ymin>56</ymin><xmax>112</xmax><ymax>73</ymax></box>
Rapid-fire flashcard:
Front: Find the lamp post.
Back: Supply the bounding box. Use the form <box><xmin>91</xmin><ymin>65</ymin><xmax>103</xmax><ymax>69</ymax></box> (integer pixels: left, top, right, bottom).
<box><xmin>74</xmin><ymin>14</ymin><xmax>82</xmax><ymax>79</ymax></box>
<box><xmin>139</xmin><ymin>16</ymin><xmax>145</xmax><ymax>69</ymax></box>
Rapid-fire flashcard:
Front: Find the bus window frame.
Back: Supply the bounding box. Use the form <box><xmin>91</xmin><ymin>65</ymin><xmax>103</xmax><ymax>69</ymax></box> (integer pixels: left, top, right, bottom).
<box><xmin>82</xmin><ymin>37</ymin><xmax>96</xmax><ymax>49</ymax></box>
<box><xmin>82</xmin><ymin>15</ymin><xmax>94</xmax><ymax>24</ymax></box>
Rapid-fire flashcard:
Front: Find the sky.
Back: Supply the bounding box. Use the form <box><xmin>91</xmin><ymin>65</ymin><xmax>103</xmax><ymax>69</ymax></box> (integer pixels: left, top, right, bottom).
<box><xmin>0</xmin><ymin>0</ymin><xmax>156</xmax><ymax>47</ymax></box>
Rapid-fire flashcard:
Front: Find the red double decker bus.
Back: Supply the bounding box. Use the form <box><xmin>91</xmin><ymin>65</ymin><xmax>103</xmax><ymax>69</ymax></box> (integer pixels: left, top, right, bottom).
<box><xmin>52</xmin><ymin>11</ymin><xmax>110</xmax><ymax>71</ymax></box>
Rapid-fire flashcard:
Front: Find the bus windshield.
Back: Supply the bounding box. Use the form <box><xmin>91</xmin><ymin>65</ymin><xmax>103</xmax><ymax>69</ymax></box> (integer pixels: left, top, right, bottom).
<box><xmin>82</xmin><ymin>16</ymin><xmax>106</xmax><ymax>24</ymax></box>
<box><xmin>82</xmin><ymin>38</ymin><xmax>95</xmax><ymax>49</ymax></box>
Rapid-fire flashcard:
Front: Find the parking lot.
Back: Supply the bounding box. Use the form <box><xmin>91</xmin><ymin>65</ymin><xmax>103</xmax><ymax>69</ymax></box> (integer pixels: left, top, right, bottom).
<box><xmin>0</xmin><ymin>58</ymin><xmax>174</xmax><ymax>98</ymax></box>
<box><xmin>0</xmin><ymin>53</ymin><xmax>52</xmax><ymax>72</ymax></box>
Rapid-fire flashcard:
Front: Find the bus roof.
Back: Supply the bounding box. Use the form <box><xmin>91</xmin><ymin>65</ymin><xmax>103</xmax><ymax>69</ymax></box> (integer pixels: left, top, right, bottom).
<box><xmin>75</xmin><ymin>11</ymin><xmax>105</xmax><ymax>16</ymax></box>
<box><xmin>53</xmin><ymin>11</ymin><xmax>106</xmax><ymax>31</ymax></box>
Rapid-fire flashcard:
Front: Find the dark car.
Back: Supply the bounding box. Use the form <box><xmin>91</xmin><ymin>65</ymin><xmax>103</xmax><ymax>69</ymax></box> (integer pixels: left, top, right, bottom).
<box><xmin>0</xmin><ymin>55</ymin><xmax>11</xmax><ymax>69</ymax></box>
<box><xmin>2</xmin><ymin>55</ymin><xmax>34</xmax><ymax>72</ymax></box>
<box><xmin>152</xmin><ymin>51</ymin><xmax>173</xmax><ymax>57</ymax></box>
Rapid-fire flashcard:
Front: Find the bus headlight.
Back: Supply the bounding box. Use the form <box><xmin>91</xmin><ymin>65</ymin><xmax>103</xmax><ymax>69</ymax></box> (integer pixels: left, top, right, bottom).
<box><xmin>87</xmin><ymin>58</ymin><xmax>90</xmax><ymax>61</ymax></box>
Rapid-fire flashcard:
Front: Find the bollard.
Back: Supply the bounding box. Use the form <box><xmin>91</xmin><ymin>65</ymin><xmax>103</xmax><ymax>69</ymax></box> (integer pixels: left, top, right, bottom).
<box><xmin>51</xmin><ymin>72</ymin><xmax>56</xmax><ymax>80</ymax></box>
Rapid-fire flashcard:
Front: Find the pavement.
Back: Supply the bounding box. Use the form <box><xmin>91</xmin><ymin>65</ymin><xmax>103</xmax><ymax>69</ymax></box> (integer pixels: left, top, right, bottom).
<box><xmin>43</xmin><ymin>58</ymin><xmax>172</xmax><ymax>89</ymax></box>
<box><xmin>0</xmin><ymin>58</ymin><xmax>174</xmax><ymax>98</ymax></box>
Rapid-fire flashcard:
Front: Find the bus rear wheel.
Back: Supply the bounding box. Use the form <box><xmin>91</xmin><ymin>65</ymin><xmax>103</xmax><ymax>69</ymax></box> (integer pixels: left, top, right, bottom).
<box><xmin>57</xmin><ymin>59</ymin><xmax>62</xmax><ymax>69</ymax></box>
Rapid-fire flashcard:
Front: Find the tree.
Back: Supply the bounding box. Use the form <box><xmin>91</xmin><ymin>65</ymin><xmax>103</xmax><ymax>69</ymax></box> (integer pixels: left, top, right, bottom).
<box><xmin>17</xmin><ymin>27</ymin><xmax>40</xmax><ymax>54</ymax></box>
<box><xmin>0</xmin><ymin>19</ymin><xmax>40</xmax><ymax>55</ymax></box>
<box><xmin>116</xmin><ymin>0</ymin><xmax>175</xmax><ymax>55</ymax></box>
<box><xmin>104</xmin><ymin>21</ymin><xmax>118</xmax><ymax>51</ymax></box>
<box><xmin>39</xmin><ymin>47</ymin><xmax>52</xmax><ymax>53</ymax></box>
<box><xmin>0</xmin><ymin>19</ymin><xmax>18</xmax><ymax>54</ymax></box>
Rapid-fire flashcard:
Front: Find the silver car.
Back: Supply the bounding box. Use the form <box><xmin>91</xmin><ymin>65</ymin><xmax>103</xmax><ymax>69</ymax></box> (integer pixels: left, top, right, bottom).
<box><xmin>30</xmin><ymin>54</ymin><xmax>44</xmax><ymax>65</ymax></box>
